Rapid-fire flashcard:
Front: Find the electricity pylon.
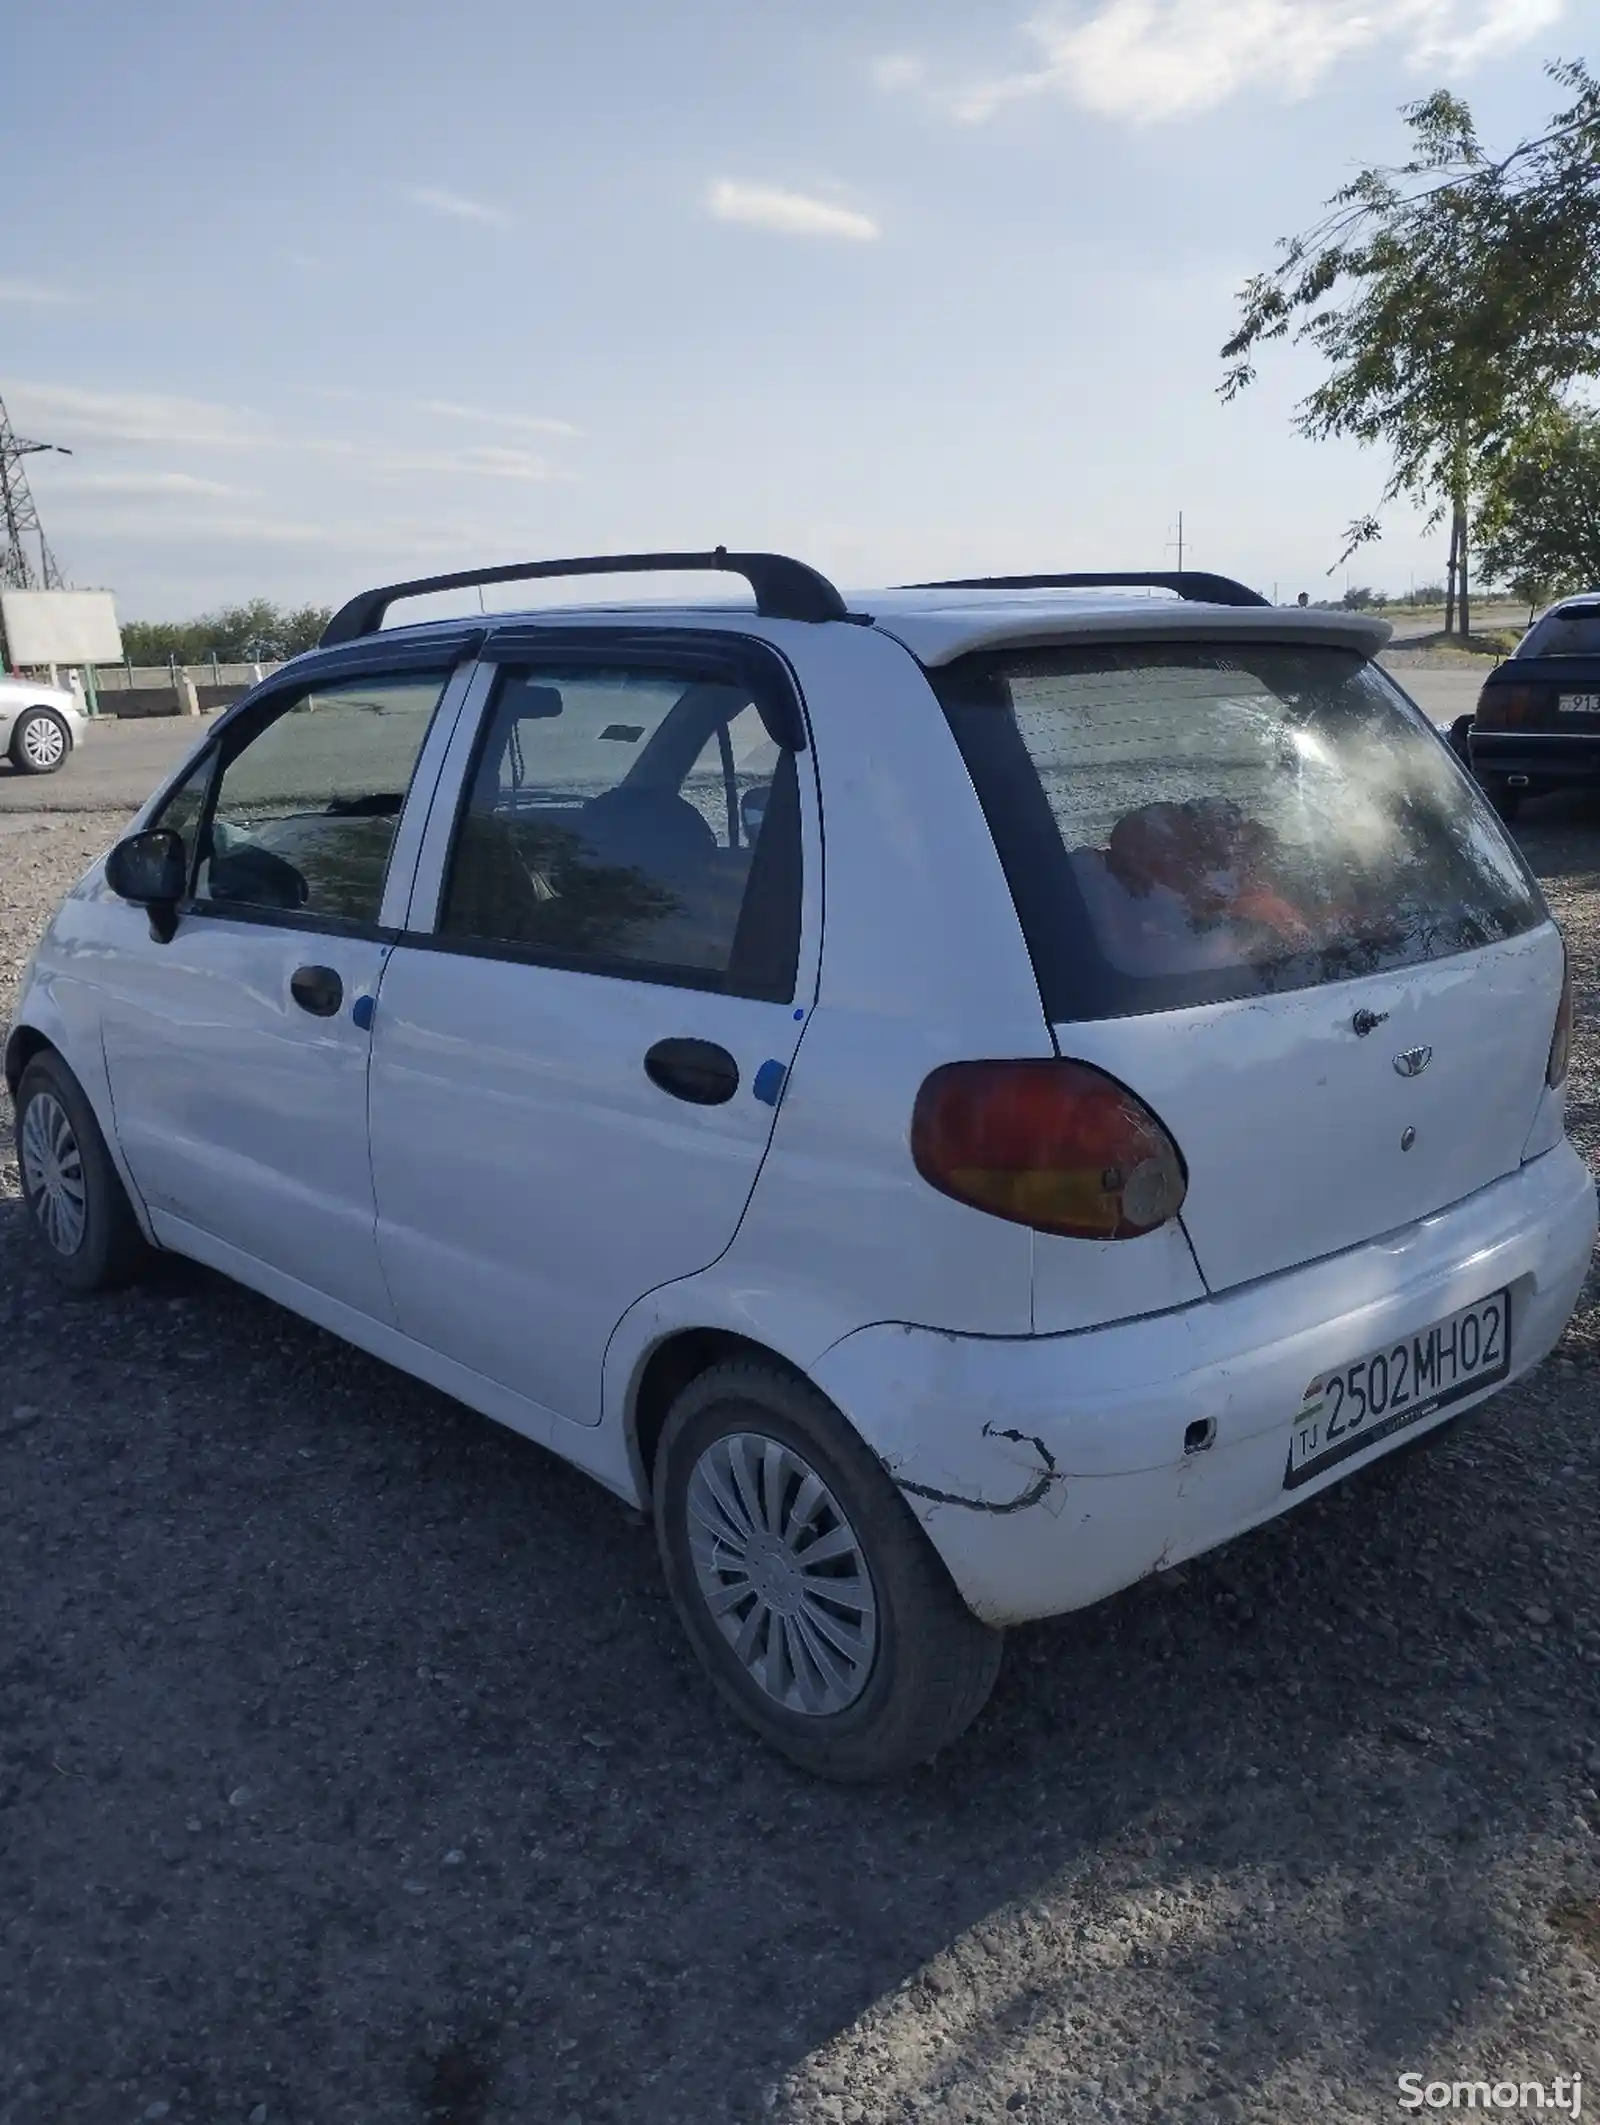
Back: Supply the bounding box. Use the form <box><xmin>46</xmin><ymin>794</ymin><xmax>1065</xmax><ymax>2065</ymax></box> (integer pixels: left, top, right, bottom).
<box><xmin>0</xmin><ymin>392</ymin><xmax>69</xmax><ymax>589</ymax></box>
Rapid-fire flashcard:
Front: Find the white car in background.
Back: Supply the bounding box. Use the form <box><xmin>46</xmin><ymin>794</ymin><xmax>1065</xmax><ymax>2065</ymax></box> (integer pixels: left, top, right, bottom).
<box><xmin>0</xmin><ymin>674</ymin><xmax>87</xmax><ymax>775</ymax></box>
<box><xmin>7</xmin><ymin>550</ymin><xmax>1593</xmax><ymax>1779</ymax></box>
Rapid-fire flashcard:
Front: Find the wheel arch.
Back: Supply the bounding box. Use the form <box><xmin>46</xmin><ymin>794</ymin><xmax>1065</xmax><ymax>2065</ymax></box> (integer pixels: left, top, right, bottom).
<box><xmin>627</xmin><ymin>1326</ymin><xmax>814</xmax><ymax>1501</ymax></box>
<box><xmin>6</xmin><ymin>1011</ymin><xmax>159</xmax><ymax>1245</ymax></box>
<box><xmin>12</xmin><ymin>702</ymin><xmax>73</xmax><ymax>755</ymax></box>
<box><xmin>5</xmin><ymin>1021</ymin><xmax>57</xmax><ymax>1100</ymax></box>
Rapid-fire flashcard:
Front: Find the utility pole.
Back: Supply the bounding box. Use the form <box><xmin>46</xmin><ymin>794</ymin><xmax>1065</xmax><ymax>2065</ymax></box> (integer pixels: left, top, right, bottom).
<box><xmin>1166</xmin><ymin>510</ymin><xmax>1186</xmax><ymax>573</ymax></box>
<box><xmin>0</xmin><ymin>392</ymin><xmax>70</xmax><ymax>591</ymax></box>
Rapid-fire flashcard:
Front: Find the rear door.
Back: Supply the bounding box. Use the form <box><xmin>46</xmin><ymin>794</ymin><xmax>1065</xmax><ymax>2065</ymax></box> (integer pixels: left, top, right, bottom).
<box><xmin>934</xmin><ymin>638</ymin><xmax>1559</xmax><ymax>1294</ymax></box>
<box><xmin>366</xmin><ymin>635</ymin><xmax>818</xmax><ymax>1426</ymax></box>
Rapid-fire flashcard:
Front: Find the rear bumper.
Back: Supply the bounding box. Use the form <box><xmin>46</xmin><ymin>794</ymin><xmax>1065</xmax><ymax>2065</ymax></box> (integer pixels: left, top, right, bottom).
<box><xmin>811</xmin><ymin>1142</ymin><xmax>1596</xmax><ymax>1625</ymax></box>
<box><xmin>1470</xmin><ymin>731</ymin><xmax>1600</xmax><ymax>786</ymax></box>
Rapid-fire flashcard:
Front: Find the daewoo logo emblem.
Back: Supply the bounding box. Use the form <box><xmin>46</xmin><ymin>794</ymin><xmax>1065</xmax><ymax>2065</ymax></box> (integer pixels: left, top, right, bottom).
<box><xmin>1393</xmin><ymin>1046</ymin><xmax>1433</xmax><ymax>1078</ymax></box>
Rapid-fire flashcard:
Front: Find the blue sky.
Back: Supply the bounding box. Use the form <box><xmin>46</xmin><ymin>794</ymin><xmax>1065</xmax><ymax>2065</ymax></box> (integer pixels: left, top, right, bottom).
<box><xmin>1</xmin><ymin>0</ymin><xmax>1580</xmax><ymax>620</ymax></box>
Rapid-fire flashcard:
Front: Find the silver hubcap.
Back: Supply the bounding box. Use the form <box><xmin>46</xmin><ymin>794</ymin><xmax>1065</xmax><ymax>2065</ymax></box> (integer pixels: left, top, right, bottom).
<box><xmin>687</xmin><ymin>1431</ymin><xmax>879</xmax><ymax>1716</ymax></box>
<box><xmin>20</xmin><ymin>1091</ymin><xmax>88</xmax><ymax>1255</ymax></box>
<box><xmin>21</xmin><ymin>715</ymin><xmax>65</xmax><ymax>768</ymax></box>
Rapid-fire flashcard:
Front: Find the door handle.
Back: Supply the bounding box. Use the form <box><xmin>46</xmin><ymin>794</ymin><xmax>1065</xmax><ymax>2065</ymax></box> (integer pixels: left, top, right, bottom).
<box><xmin>289</xmin><ymin>964</ymin><xmax>344</xmax><ymax>1018</ymax></box>
<box><xmin>644</xmin><ymin>1038</ymin><xmax>740</xmax><ymax>1105</ymax></box>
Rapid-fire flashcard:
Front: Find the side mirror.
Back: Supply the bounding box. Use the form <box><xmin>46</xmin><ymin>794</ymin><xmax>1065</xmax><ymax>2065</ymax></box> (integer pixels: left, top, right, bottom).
<box><xmin>106</xmin><ymin>828</ymin><xmax>187</xmax><ymax>906</ymax></box>
<box><xmin>106</xmin><ymin>828</ymin><xmax>188</xmax><ymax>942</ymax></box>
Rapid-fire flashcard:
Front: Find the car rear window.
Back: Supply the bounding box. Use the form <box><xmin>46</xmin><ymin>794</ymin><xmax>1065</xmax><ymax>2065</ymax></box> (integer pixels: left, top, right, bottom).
<box><xmin>932</xmin><ymin>641</ymin><xmax>1545</xmax><ymax>1023</ymax></box>
<box><xmin>1521</xmin><ymin>606</ymin><xmax>1600</xmax><ymax>658</ymax></box>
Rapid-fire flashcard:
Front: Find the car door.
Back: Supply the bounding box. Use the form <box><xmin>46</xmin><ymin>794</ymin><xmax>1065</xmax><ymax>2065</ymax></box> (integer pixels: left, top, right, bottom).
<box><xmin>95</xmin><ymin>653</ymin><xmax>480</xmax><ymax>1321</ymax></box>
<box><xmin>366</xmin><ymin>633</ymin><xmax>818</xmax><ymax>1426</ymax></box>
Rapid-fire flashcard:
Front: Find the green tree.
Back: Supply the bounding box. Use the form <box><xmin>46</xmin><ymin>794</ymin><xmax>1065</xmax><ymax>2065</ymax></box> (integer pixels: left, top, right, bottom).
<box><xmin>122</xmin><ymin>599</ymin><xmax>332</xmax><ymax>665</ymax></box>
<box><xmin>1222</xmin><ymin>61</ymin><xmax>1600</xmax><ymax>638</ymax></box>
<box><xmin>1475</xmin><ymin>402</ymin><xmax>1600</xmax><ymax>618</ymax></box>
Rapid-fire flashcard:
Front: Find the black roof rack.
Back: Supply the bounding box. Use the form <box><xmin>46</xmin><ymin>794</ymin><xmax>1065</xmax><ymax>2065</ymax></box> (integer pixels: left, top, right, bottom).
<box><xmin>906</xmin><ymin>570</ymin><xmax>1271</xmax><ymax>609</ymax></box>
<box><xmin>320</xmin><ymin>547</ymin><xmax>850</xmax><ymax>647</ymax></box>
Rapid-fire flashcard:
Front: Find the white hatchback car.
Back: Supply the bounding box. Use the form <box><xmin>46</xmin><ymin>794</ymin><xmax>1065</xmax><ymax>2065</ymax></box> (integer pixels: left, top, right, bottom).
<box><xmin>9</xmin><ymin>551</ymin><xmax>1594</xmax><ymax>1778</ymax></box>
<box><xmin>0</xmin><ymin>673</ymin><xmax>87</xmax><ymax>775</ymax></box>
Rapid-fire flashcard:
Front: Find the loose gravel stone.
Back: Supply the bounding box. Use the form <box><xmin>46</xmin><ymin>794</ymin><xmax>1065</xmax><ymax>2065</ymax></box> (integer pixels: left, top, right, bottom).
<box><xmin>5</xmin><ymin>802</ymin><xmax>1600</xmax><ymax>2123</ymax></box>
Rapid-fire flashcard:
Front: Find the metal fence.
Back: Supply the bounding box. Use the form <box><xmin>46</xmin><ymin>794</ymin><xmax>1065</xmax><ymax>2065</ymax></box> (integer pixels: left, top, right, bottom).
<box><xmin>90</xmin><ymin>660</ymin><xmax>286</xmax><ymax>692</ymax></box>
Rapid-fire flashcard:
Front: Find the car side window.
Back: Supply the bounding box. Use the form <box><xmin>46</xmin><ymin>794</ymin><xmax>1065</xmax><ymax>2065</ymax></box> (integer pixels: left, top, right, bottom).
<box><xmin>150</xmin><ymin>752</ymin><xmax>215</xmax><ymax>868</ymax></box>
<box><xmin>438</xmin><ymin>662</ymin><xmax>802</xmax><ymax>1000</ymax></box>
<box><xmin>193</xmin><ymin>672</ymin><xmax>449</xmax><ymax>927</ymax></box>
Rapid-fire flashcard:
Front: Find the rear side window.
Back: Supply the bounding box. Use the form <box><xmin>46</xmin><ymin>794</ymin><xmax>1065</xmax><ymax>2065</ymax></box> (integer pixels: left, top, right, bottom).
<box><xmin>438</xmin><ymin>661</ymin><xmax>801</xmax><ymax>1000</ymax></box>
<box><xmin>1521</xmin><ymin>606</ymin><xmax>1600</xmax><ymax>658</ymax></box>
<box><xmin>934</xmin><ymin>642</ymin><xmax>1545</xmax><ymax>1023</ymax></box>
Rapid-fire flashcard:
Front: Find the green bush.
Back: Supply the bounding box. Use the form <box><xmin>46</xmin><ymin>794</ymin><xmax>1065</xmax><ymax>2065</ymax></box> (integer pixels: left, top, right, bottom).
<box><xmin>120</xmin><ymin>600</ymin><xmax>332</xmax><ymax>666</ymax></box>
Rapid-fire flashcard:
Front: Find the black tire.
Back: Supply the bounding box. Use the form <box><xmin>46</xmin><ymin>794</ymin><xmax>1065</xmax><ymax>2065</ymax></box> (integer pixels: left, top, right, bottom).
<box><xmin>1447</xmin><ymin>714</ymin><xmax>1474</xmax><ymax>765</ymax></box>
<box><xmin>654</xmin><ymin>1359</ymin><xmax>1003</xmax><ymax>1780</ymax></box>
<box><xmin>9</xmin><ymin>708</ymin><xmax>71</xmax><ymax>776</ymax></box>
<box><xmin>15</xmin><ymin>1052</ymin><xmax>153</xmax><ymax>1291</ymax></box>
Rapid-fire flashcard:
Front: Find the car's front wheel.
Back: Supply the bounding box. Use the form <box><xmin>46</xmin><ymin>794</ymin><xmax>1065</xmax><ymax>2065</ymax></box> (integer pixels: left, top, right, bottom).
<box><xmin>654</xmin><ymin>1358</ymin><xmax>1003</xmax><ymax>1780</ymax></box>
<box><xmin>9</xmin><ymin>708</ymin><xmax>71</xmax><ymax>775</ymax></box>
<box><xmin>16</xmin><ymin>1052</ymin><xmax>152</xmax><ymax>1291</ymax></box>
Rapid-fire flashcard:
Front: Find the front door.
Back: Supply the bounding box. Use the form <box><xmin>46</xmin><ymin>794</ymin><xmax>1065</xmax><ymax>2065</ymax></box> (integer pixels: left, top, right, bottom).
<box><xmin>96</xmin><ymin>662</ymin><xmax>467</xmax><ymax>1321</ymax></box>
<box><xmin>367</xmin><ymin>640</ymin><xmax>817</xmax><ymax>1425</ymax></box>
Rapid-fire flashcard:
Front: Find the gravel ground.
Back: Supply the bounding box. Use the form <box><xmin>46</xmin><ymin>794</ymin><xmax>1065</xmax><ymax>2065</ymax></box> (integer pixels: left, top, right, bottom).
<box><xmin>4</xmin><ymin>803</ymin><xmax>1600</xmax><ymax>2125</ymax></box>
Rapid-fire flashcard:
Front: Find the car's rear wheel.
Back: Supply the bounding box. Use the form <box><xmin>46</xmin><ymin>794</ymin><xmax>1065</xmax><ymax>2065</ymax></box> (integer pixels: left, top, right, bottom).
<box><xmin>10</xmin><ymin>708</ymin><xmax>70</xmax><ymax>775</ymax></box>
<box><xmin>16</xmin><ymin>1053</ymin><xmax>152</xmax><ymax>1291</ymax></box>
<box><xmin>1447</xmin><ymin>714</ymin><xmax>1474</xmax><ymax>765</ymax></box>
<box><xmin>654</xmin><ymin>1358</ymin><xmax>1003</xmax><ymax>1780</ymax></box>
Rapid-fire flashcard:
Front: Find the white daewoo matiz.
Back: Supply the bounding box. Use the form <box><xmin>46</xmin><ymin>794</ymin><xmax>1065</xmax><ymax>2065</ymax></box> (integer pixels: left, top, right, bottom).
<box><xmin>9</xmin><ymin>552</ymin><xmax>1594</xmax><ymax>1778</ymax></box>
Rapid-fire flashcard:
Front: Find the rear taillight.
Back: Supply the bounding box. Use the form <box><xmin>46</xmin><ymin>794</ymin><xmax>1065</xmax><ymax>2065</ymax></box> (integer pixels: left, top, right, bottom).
<box><xmin>1548</xmin><ymin>948</ymin><xmax>1574</xmax><ymax>1089</ymax></box>
<box><xmin>1475</xmin><ymin>683</ymin><xmax>1553</xmax><ymax>729</ymax></box>
<box><xmin>911</xmin><ymin>1059</ymin><xmax>1187</xmax><ymax>1241</ymax></box>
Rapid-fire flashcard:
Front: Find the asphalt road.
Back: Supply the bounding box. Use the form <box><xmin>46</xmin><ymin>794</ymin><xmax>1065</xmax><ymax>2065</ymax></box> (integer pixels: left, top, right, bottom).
<box><xmin>0</xmin><ymin>667</ymin><xmax>1491</xmax><ymax>824</ymax></box>
<box><xmin>0</xmin><ymin>714</ymin><xmax>215</xmax><ymax>817</ymax></box>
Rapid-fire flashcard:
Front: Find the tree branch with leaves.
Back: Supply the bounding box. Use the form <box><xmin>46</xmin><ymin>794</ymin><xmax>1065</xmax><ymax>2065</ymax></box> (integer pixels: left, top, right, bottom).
<box><xmin>1222</xmin><ymin>61</ymin><xmax>1600</xmax><ymax>637</ymax></box>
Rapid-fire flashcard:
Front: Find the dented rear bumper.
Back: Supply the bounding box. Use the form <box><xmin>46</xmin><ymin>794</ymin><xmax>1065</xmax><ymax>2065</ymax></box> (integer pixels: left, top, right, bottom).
<box><xmin>810</xmin><ymin>1141</ymin><xmax>1596</xmax><ymax>1625</ymax></box>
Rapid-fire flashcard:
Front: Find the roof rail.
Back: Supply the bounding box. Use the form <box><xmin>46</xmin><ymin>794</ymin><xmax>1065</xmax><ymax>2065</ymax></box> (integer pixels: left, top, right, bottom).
<box><xmin>320</xmin><ymin>547</ymin><xmax>850</xmax><ymax>646</ymax></box>
<box><xmin>906</xmin><ymin>570</ymin><xmax>1272</xmax><ymax>609</ymax></box>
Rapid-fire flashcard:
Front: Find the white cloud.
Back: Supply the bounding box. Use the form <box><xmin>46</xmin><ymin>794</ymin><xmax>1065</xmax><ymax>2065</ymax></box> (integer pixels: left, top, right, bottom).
<box><xmin>404</xmin><ymin>185</ymin><xmax>514</xmax><ymax>228</ymax></box>
<box><xmin>416</xmin><ymin>398</ymin><xmax>583</xmax><ymax>440</ymax></box>
<box><xmin>351</xmin><ymin>442</ymin><xmax>569</xmax><ymax>483</ymax></box>
<box><xmin>708</xmin><ymin>181</ymin><xmax>879</xmax><ymax>242</ymax></box>
<box><xmin>10</xmin><ymin>383</ymin><xmax>577</xmax><ymax>482</ymax></box>
<box><xmin>0</xmin><ymin>278</ymin><xmax>81</xmax><ymax>305</ymax></box>
<box><xmin>66</xmin><ymin>505</ymin><xmax>400</xmax><ymax>552</ymax></box>
<box><xmin>10</xmin><ymin>382</ymin><xmax>266</xmax><ymax>448</ymax></box>
<box><xmin>887</xmin><ymin>0</ymin><xmax>1566</xmax><ymax>124</ymax></box>
<box><xmin>55</xmin><ymin>471</ymin><xmax>244</xmax><ymax>499</ymax></box>
<box><xmin>75</xmin><ymin>507</ymin><xmax>485</xmax><ymax>562</ymax></box>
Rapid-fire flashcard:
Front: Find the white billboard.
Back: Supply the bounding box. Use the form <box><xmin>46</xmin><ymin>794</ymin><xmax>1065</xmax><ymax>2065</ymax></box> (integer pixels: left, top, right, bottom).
<box><xmin>1</xmin><ymin>590</ymin><xmax>124</xmax><ymax>667</ymax></box>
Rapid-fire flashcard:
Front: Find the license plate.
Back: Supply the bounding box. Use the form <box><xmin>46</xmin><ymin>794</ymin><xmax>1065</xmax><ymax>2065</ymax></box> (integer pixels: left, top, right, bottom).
<box><xmin>1284</xmin><ymin>1290</ymin><xmax>1510</xmax><ymax>1489</ymax></box>
<box><xmin>1558</xmin><ymin>693</ymin><xmax>1600</xmax><ymax>714</ymax></box>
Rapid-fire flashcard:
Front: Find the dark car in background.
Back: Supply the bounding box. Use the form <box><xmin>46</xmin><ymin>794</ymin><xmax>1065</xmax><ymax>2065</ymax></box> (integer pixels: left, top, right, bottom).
<box><xmin>1468</xmin><ymin>595</ymin><xmax>1600</xmax><ymax>819</ymax></box>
